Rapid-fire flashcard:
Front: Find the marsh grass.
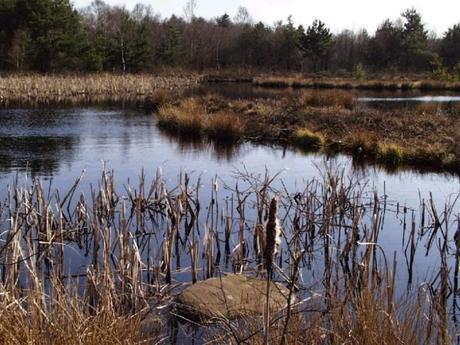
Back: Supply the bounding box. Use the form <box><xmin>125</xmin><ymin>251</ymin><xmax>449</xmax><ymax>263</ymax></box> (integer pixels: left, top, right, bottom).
<box><xmin>207</xmin><ymin>111</ymin><xmax>244</xmax><ymax>139</ymax></box>
<box><xmin>157</xmin><ymin>94</ymin><xmax>460</xmax><ymax>172</ymax></box>
<box><xmin>0</xmin><ymin>287</ymin><xmax>154</xmax><ymax>345</ymax></box>
<box><xmin>158</xmin><ymin>98</ymin><xmax>204</xmax><ymax>133</ymax></box>
<box><xmin>210</xmin><ymin>288</ymin><xmax>436</xmax><ymax>345</ymax></box>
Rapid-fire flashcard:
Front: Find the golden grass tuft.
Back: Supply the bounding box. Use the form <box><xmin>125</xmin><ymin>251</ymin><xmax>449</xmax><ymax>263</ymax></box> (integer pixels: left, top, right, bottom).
<box><xmin>291</xmin><ymin>128</ymin><xmax>325</xmax><ymax>149</ymax></box>
<box><xmin>0</xmin><ymin>295</ymin><xmax>152</xmax><ymax>345</ymax></box>
<box><xmin>377</xmin><ymin>143</ymin><xmax>406</xmax><ymax>164</ymax></box>
<box><xmin>206</xmin><ymin>111</ymin><xmax>244</xmax><ymax>139</ymax></box>
<box><xmin>209</xmin><ymin>284</ymin><xmax>440</xmax><ymax>345</ymax></box>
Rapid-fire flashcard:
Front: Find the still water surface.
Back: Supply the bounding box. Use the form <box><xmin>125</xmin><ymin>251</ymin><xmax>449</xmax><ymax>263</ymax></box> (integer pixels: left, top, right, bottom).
<box><xmin>0</xmin><ymin>105</ymin><xmax>459</xmax><ymax>282</ymax></box>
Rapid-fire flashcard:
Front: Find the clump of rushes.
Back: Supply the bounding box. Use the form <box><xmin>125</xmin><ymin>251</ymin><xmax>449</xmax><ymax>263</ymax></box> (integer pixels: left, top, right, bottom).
<box><xmin>158</xmin><ymin>97</ymin><xmax>244</xmax><ymax>139</ymax></box>
<box><xmin>253</xmin><ymin>78</ymin><xmax>293</xmax><ymax>88</ymax></box>
<box><xmin>377</xmin><ymin>143</ymin><xmax>406</xmax><ymax>164</ymax></box>
<box><xmin>157</xmin><ymin>98</ymin><xmax>204</xmax><ymax>133</ymax></box>
<box><xmin>292</xmin><ymin>128</ymin><xmax>325</xmax><ymax>149</ymax></box>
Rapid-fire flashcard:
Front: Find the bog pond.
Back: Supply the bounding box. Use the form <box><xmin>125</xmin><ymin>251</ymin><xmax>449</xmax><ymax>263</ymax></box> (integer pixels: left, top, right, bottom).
<box><xmin>1</xmin><ymin>86</ymin><xmax>460</xmax><ymax>342</ymax></box>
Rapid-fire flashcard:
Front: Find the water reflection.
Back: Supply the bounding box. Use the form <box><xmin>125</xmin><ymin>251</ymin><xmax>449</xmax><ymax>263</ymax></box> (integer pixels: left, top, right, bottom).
<box><xmin>0</xmin><ymin>136</ymin><xmax>78</xmax><ymax>176</ymax></box>
<box><xmin>0</xmin><ymin>106</ymin><xmax>458</xmax><ymax>180</ymax></box>
<box><xmin>157</xmin><ymin>127</ymin><xmax>243</xmax><ymax>162</ymax></box>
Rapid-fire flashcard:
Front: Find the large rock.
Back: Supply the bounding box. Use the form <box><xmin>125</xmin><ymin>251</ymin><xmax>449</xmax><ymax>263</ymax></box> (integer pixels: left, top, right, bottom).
<box><xmin>175</xmin><ymin>274</ymin><xmax>292</xmax><ymax>322</ymax></box>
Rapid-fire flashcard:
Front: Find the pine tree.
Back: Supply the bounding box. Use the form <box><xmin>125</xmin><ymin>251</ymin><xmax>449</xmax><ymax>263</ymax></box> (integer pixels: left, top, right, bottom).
<box><xmin>441</xmin><ymin>24</ymin><xmax>460</xmax><ymax>69</ymax></box>
<box><xmin>299</xmin><ymin>19</ymin><xmax>333</xmax><ymax>72</ymax></box>
<box><xmin>401</xmin><ymin>8</ymin><xmax>428</xmax><ymax>70</ymax></box>
<box><xmin>16</xmin><ymin>0</ymin><xmax>84</xmax><ymax>71</ymax></box>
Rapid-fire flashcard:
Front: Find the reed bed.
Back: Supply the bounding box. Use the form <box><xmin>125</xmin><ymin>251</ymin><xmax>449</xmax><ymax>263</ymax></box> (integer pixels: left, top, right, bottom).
<box><xmin>0</xmin><ymin>166</ymin><xmax>459</xmax><ymax>343</ymax></box>
<box><xmin>0</xmin><ymin>74</ymin><xmax>200</xmax><ymax>107</ymax></box>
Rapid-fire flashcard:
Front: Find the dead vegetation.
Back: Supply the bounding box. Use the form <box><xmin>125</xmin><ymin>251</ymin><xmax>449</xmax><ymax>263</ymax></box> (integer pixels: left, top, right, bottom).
<box><xmin>0</xmin><ymin>165</ymin><xmax>458</xmax><ymax>343</ymax></box>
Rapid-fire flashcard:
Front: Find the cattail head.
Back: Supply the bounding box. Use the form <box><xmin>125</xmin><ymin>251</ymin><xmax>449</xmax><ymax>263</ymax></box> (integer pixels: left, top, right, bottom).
<box><xmin>264</xmin><ymin>195</ymin><xmax>282</xmax><ymax>273</ymax></box>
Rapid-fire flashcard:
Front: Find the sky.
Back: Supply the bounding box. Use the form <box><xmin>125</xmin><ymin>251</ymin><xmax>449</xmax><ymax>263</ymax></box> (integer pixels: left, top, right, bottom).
<box><xmin>72</xmin><ymin>0</ymin><xmax>460</xmax><ymax>36</ymax></box>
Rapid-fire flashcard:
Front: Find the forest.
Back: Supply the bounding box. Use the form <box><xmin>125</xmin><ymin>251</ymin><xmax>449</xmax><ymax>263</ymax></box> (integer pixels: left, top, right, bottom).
<box><xmin>1</xmin><ymin>0</ymin><xmax>460</xmax><ymax>77</ymax></box>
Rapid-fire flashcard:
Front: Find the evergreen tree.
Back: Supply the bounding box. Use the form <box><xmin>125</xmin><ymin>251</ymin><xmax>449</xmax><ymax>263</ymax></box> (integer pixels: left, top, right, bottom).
<box><xmin>158</xmin><ymin>17</ymin><xmax>184</xmax><ymax>65</ymax></box>
<box><xmin>0</xmin><ymin>0</ymin><xmax>26</xmax><ymax>69</ymax></box>
<box><xmin>401</xmin><ymin>8</ymin><xmax>428</xmax><ymax>70</ymax></box>
<box><xmin>16</xmin><ymin>0</ymin><xmax>85</xmax><ymax>71</ymax></box>
<box><xmin>441</xmin><ymin>24</ymin><xmax>460</xmax><ymax>68</ymax></box>
<box><xmin>299</xmin><ymin>19</ymin><xmax>333</xmax><ymax>72</ymax></box>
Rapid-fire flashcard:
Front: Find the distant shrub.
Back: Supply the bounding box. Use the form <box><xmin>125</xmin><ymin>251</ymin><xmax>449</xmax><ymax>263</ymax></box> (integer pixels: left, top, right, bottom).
<box><xmin>453</xmin><ymin>63</ymin><xmax>460</xmax><ymax>82</ymax></box>
<box><xmin>355</xmin><ymin>63</ymin><xmax>366</xmax><ymax>80</ymax></box>
<box><xmin>430</xmin><ymin>54</ymin><xmax>454</xmax><ymax>81</ymax></box>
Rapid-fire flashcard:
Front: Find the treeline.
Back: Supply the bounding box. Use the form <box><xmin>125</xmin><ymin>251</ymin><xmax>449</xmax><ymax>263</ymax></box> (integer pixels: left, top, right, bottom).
<box><xmin>1</xmin><ymin>0</ymin><xmax>460</xmax><ymax>76</ymax></box>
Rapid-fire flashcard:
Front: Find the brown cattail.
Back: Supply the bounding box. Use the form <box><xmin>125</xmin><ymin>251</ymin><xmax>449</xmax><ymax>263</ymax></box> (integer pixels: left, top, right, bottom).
<box><xmin>264</xmin><ymin>196</ymin><xmax>281</xmax><ymax>273</ymax></box>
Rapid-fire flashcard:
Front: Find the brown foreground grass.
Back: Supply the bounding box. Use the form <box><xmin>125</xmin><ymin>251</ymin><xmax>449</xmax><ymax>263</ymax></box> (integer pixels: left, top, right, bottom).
<box><xmin>210</xmin><ymin>288</ymin><xmax>441</xmax><ymax>345</ymax></box>
<box><xmin>0</xmin><ymin>290</ymin><xmax>152</xmax><ymax>345</ymax></box>
<box><xmin>157</xmin><ymin>92</ymin><xmax>460</xmax><ymax>172</ymax></box>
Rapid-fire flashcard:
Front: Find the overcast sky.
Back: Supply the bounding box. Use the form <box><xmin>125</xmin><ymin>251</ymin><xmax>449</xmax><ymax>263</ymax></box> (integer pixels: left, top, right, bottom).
<box><xmin>72</xmin><ymin>0</ymin><xmax>460</xmax><ymax>36</ymax></box>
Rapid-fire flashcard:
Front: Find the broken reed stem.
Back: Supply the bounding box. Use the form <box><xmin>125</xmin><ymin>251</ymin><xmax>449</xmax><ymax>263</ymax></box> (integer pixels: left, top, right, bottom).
<box><xmin>264</xmin><ymin>196</ymin><xmax>281</xmax><ymax>345</ymax></box>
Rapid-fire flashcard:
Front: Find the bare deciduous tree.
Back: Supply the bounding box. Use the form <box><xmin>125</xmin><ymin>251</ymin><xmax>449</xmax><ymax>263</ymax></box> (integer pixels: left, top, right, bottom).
<box><xmin>183</xmin><ymin>0</ymin><xmax>197</xmax><ymax>23</ymax></box>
